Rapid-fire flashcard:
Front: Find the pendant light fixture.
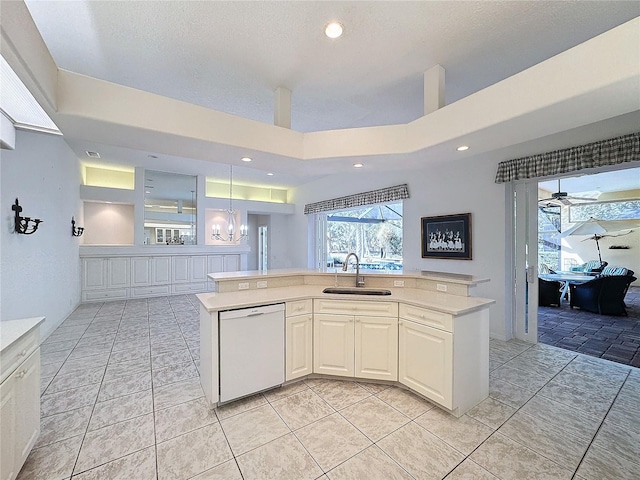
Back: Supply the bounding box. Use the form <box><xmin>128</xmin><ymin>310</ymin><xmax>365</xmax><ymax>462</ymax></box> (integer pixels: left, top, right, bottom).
<box><xmin>212</xmin><ymin>165</ymin><xmax>248</xmax><ymax>242</ymax></box>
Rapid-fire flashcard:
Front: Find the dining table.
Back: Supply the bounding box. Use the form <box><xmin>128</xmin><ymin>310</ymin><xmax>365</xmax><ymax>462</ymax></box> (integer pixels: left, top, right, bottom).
<box><xmin>539</xmin><ymin>273</ymin><xmax>596</xmax><ymax>300</ymax></box>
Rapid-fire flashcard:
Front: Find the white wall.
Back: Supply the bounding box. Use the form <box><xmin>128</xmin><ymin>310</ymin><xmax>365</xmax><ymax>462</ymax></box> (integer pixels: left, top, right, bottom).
<box><xmin>563</xmin><ymin>230</ymin><xmax>639</xmax><ymax>284</ymax></box>
<box><xmin>288</xmin><ymin>157</ymin><xmax>509</xmax><ymax>339</ymax></box>
<box><xmin>1</xmin><ymin>130</ymin><xmax>82</xmax><ymax>340</ymax></box>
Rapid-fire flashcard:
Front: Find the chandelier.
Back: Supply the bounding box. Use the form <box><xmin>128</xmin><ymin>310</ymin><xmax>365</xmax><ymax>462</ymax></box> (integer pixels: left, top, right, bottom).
<box><xmin>212</xmin><ymin>165</ymin><xmax>248</xmax><ymax>242</ymax></box>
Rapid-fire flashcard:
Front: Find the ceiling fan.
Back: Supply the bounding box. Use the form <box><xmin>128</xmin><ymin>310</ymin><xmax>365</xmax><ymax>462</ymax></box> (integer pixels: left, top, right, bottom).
<box><xmin>538</xmin><ymin>179</ymin><xmax>597</xmax><ymax>206</ymax></box>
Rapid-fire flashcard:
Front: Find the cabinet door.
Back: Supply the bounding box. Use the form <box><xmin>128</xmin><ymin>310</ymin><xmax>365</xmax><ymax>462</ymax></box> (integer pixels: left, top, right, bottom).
<box><xmin>14</xmin><ymin>350</ymin><xmax>40</xmax><ymax>468</ymax></box>
<box><xmin>82</xmin><ymin>258</ymin><xmax>107</xmax><ymax>290</ymax></box>
<box><xmin>0</xmin><ymin>375</ymin><xmax>17</xmax><ymax>480</ymax></box>
<box><xmin>131</xmin><ymin>257</ymin><xmax>152</xmax><ymax>286</ymax></box>
<box><xmin>151</xmin><ymin>257</ymin><xmax>171</xmax><ymax>285</ymax></box>
<box><xmin>286</xmin><ymin>314</ymin><xmax>313</xmax><ymax>381</ymax></box>
<box><xmin>399</xmin><ymin>319</ymin><xmax>452</xmax><ymax>409</ymax></box>
<box><xmin>355</xmin><ymin>316</ymin><xmax>398</xmax><ymax>381</ymax></box>
<box><xmin>223</xmin><ymin>255</ymin><xmax>240</xmax><ymax>272</ymax></box>
<box><xmin>313</xmin><ymin>314</ymin><xmax>354</xmax><ymax>377</ymax></box>
<box><xmin>172</xmin><ymin>256</ymin><xmax>190</xmax><ymax>283</ymax></box>
<box><xmin>189</xmin><ymin>256</ymin><xmax>208</xmax><ymax>282</ymax></box>
<box><xmin>208</xmin><ymin>255</ymin><xmax>224</xmax><ymax>273</ymax></box>
<box><xmin>107</xmin><ymin>258</ymin><xmax>130</xmax><ymax>288</ymax></box>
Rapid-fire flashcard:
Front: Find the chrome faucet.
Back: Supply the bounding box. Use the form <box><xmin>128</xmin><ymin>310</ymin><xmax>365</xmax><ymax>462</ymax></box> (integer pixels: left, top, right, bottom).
<box><xmin>343</xmin><ymin>252</ymin><xmax>365</xmax><ymax>287</ymax></box>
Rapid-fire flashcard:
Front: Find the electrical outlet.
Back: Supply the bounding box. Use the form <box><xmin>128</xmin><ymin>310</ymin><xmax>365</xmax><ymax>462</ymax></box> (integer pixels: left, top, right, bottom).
<box><xmin>238</xmin><ymin>282</ymin><xmax>250</xmax><ymax>290</ymax></box>
<box><xmin>257</xmin><ymin>281</ymin><xmax>268</xmax><ymax>288</ymax></box>
<box><xmin>393</xmin><ymin>280</ymin><xmax>405</xmax><ymax>287</ymax></box>
<box><xmin>436</xmin><ymin>283</ymin><xmax>448</xmax><ymax>292</ymax></box>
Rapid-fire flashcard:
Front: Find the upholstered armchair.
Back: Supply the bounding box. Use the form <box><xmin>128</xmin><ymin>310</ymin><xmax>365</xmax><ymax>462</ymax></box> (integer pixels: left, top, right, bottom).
<box><xmin>569</xmin><ymin>275</ymin><xmax>637</xmax><ymax>316</ymax></box>
<box><xmin>570</xmin><ymin>260</ymin><xmax>608</xmax><ymax>275</ymax></box>
<box><xmin>539</xmin><ymin>277</ymin><xmax>562</xmax><ymax>307</ymax></box>
<box><xmin>538</xmin><ymin>264</ymin><xmax>562</xmax><ymax>307</ymax></box>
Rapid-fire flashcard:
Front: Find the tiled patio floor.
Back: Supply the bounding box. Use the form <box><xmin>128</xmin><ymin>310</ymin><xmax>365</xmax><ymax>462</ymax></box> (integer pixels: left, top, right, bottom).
<box><xmin>538</xmin><ymin>286</ymin><xmax>640</xmax><ymax>367</ymax></box>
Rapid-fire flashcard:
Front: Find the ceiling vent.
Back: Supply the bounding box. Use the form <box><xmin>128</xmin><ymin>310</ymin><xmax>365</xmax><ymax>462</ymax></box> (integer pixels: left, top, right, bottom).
<box><xmin>85</xmin><ymin>150</ymin><xmax>100</xmax><ymax>158</ymax></box>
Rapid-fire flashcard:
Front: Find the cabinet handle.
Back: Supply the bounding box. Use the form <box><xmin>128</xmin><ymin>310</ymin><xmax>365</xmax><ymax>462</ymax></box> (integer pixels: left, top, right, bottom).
<box><xmin>355</xmin><ymin>319</ymin><xmax>360</xmax><ymax>323</ymax></box>
<box><xmin>16</xmin><ymin>369</ymin><xmax>26</xmax><ymax>379</ymax></box>
<box><xmin>398</xmin><ymin>321</ymin><xmax>403</xmax><ymax>325</ymax></box>
<box><xmin>18</xmin><ymin>349</ymin><xmax>27</xmax><ymax>357</ymax></box>
<box><xmin>349</xmin><ymin>319</ymin><xmax>353</xmax><ymax>323</ymax></box>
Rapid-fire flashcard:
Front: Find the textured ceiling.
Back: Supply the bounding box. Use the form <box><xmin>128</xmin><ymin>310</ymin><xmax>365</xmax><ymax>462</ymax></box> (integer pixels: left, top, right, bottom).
<box><xmin>23</xmin><ymin>1</ymin><xmax>640</xmax><ymax>133</ymax></box>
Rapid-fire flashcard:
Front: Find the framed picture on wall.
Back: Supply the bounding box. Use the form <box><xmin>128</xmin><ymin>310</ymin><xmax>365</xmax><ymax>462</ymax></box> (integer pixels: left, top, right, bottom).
<box><xmin>421</xmin><ymin>213</ymin><xmax>472</xmax><ymax>260</ymax></box>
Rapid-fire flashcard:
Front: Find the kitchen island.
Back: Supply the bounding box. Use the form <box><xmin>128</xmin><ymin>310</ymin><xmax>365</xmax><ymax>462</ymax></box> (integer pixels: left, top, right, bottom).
<box><xmin>197</xmin><ymin>269</ymin><xmax>494</xmax><ymax>417</ymax></box>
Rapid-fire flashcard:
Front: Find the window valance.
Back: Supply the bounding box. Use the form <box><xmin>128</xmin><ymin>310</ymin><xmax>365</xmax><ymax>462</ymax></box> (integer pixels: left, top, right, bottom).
<box><xmin>495</xmin><ymin>132</ymin><xmax>640</xmax><ymax>183</ymax></box>
<box><xmin>304</xmin><ymin>184</ymin><xmax>409</xmax><ymax>215</ymax></box>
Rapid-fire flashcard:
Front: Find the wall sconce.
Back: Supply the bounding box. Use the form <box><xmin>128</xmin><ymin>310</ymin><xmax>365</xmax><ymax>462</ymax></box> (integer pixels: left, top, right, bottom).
<box><xmin>12</xmin><ymin>198</ymin><xmax>42</xmax><ymax>235</ymax></box>
<box><xmin>71</xmin><ymin>217</ymin><xmax>84</xmax><ymax>237</ymax></box>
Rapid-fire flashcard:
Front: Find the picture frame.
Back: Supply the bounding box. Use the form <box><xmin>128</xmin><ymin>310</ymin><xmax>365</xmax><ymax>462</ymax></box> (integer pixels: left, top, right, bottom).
<box><xmin>421</xmin><ymin>213</ymin><xmax>472</xmax><ymax>260</ymax></box>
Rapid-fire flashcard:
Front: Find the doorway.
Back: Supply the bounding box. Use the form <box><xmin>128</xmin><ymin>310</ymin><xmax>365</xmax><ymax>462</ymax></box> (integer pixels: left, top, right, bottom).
<box><xmin>511</xmin><ymin>167</ymin><xmax>640</xmax><ymax>367</ymax></box>
<box><xmin>258</xmin><ymin>225</ymin><xmax>268</xmax><ymax>271</ymax></box>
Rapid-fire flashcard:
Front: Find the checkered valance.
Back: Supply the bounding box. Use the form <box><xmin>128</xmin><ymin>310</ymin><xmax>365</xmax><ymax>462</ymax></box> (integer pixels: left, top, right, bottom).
<box><xmin>495</xmin><ymin>132</ymin><xmax>640</xmax><ymax>183</ymax></box>
<box><xmin>304</xmin><ymin>184</ymin><xmax>409</xmax><ymax>215</ymax></box>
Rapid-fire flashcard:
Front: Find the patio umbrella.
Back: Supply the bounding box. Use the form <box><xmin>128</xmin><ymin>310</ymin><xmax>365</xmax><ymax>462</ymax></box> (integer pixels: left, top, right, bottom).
<box><xmin>561</xmin><ymin>217</ymin><xmax>638</xmax><ymax>263</ymax></box>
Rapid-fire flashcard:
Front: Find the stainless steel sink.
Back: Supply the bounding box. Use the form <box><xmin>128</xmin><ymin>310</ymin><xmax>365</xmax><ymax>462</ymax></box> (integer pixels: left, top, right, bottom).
<box><xmin>322</xmin><ymin>287</ymin><xmax>392</xmax><ymax>296</ymax></box>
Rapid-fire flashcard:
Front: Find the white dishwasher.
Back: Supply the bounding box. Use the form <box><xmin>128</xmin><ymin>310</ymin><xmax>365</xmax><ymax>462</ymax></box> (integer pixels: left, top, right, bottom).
<box><xmin>218</xmin><ymin>303</ymin><xmax>285</xmax><ymax>404</ymax></box>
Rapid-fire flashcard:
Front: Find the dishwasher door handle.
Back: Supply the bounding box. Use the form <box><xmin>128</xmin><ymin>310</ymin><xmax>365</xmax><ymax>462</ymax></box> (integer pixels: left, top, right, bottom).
<box><xmin>246</xmin><ymin>312</ymin><xmax>265</xmax><ymax>317</ymax></box>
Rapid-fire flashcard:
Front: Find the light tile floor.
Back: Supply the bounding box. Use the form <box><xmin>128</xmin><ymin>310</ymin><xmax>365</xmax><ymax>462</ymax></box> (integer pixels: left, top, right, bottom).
<box><xmin>21</xmin><ymin>295</ymin><xmax>640</xmax><ymax>479</ymax></box>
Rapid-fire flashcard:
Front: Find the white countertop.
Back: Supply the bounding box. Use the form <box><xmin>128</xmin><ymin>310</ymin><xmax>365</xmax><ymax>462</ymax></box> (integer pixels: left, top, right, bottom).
<box><xmin>0</xmin><ymin>317</ymin><xmax>44</xmax><ymax>352</ymax></box>
<box><xmin>208</xmin><ymin>268</ymin><xmax>490</xmax><ymax>286</ymax></box>
<box><xmin>197</xmin><ymin>285</ymin><xmax>494</xmax><ymax>316</ymax></box>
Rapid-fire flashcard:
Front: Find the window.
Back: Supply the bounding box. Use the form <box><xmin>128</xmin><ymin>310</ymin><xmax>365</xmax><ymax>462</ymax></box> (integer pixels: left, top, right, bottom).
<box><xmin>538</xmin><ymin>204</ymin><xmax>561</xmax><ymax>271</ymax></box>
<box><xmin>569</xmin><ymin>200</ymin><xmax>640</xmax><ymax>223</ymax></box>
<box><xmin>316</xmin><ymin>202</ymin><xmax>403</xmax><ymax>272</ymax></box>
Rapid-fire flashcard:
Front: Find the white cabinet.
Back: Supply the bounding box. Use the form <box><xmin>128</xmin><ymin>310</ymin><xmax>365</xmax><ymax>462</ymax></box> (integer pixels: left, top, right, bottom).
<box><xmin>314</xmin><ymin>313</ymin><xmax>355</xmax><ymax>377</ymax></box>
<box><xmin>355</xmin><ymin>315</ymin><xmax>398</xmax><ymax>382</ymax></box>
<box><xmin>81</xmin><ymin>253</ymin><xmax>247</xmax><ymax>302</ymax></box>
<box><xmin>151</xmin><ymin>257</ymin><xmax>172</xmax><ymax>284</ymax></box>
<box><xmin>107</xmin><ymin>258</ymin><xmax>130</xmax><ymax>288</ymax></box>
<box><xmin>1</xmin><ymin>320</ymin><xmax>41</xmax><ymax>480</ymax></box>
<box><xmin>190</xmin><ymin>256</ymin><xmax>208</xmax><ymax>282</ymax></box>
<box><xmin>82</xmin><ymin>257</ymin><xmax>107</xmax><ymax>290</ymax></box>
<box><xmin>1</xmin><ymin>374</ymin><xmax>18</xmax><ymax>480</ymax></box>
<box><xmin>13</xmin><ymin>350</ymin><xmax>40</xmax><ymax>468</ymax></box>
<box><xmin>285</xmin><ymin>300</ymin><xmax>313</xmax><ymax>381</ymax></box>
<box><xmin>399</xmin><ymin>318</ymin><xmax>452</xmax><ymax>408</ymax></box>
<box><xmin>130</xmin><ymin>257</ymin><xmax>172</xmax><ymax>297</ymax></box>
<box><xmin>398</xmin><ymin>303</ymin><xmax>489</xmax><ymax>416</ymax></box>
<box><xmin>172</xmin><ymin>256</ymin><xmax>190</xmax><ymax>283</ymax></box>
<box><xmin>82</xmin><ymin>258</ymin><xmax>130</xmax><ymax>301</ymax></box>
<box><xmin>208</xmin><ymin>255</ymin><xmax>224</xmax><ymax>274</ymax></box>
<box><xmin>171</xmin><ymin>256</ymin><xmax>208</xmax><ymax>293</ymax></box>
<box><xmin>223</xmin><ymin>254</ymin><xmax>240</xmax><ymax>272</ymax></box>
<box><xmin>313</xmin><ymin>300</ymin><xmax>398</xmax><ymax>381</ymax></box>
<box><xmin>131</xmin><ymin>257</ymin><xmax>152</xmax><ymax>286</ymax></box>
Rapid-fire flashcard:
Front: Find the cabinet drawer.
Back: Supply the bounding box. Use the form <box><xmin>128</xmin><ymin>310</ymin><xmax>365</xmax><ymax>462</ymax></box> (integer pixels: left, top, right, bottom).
<box><xmin>399</xmin><ymin>303</ymin><xmax>452</xmax><ymax>332</ymax></box>
<box><xmin>0</xmin><ymin>328</ymin><xmax>39</xmax><ymax>384</ymax></box>
<box><xmin>131</xmin><ymin>285</ymin><xmax>171</xmax><ymax>297</ymax></box>
<box><xmin>314</xmin><ymin>299</ymin><xmax>397</xmax><ymax>317</ymax></box>
<box><xmin>171</xmin><ymin>283</ymin><xmax>207</xmax><ymax>294</ymax></box>
<box><xmin>83</xmin><ymin>289</ymin><xmax>130</xmax><ymax>302</ymax></box>
<box><xmin>286</xmin><ymin>299</ymin><xmax>313</xmax><ymax>317</ymax></box>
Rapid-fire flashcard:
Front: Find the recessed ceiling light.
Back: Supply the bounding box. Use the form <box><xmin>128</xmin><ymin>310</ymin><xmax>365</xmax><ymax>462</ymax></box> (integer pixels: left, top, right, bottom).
<box><xmin>148</xmin><ymin>154</ymin><xmax>158</xmax><ymax>159</ymax></box>
<box><xmin>325</xmin><ymin>22</ymin><xmax>344</xmax><ymax>39</ymax></box>
<box><xmin>241</xmin><ymin>157</ymin><xmax>252</xmax><ymax>162</ymax></box>
<box><xmin>85</xmin><ymin>150</ymin><xmax>100</xmax><ymax>158</ymax></box>
<box><xmin>457</xmin><ymin>145</ymin><xmax>469</xmax><ymax>151</ymax></box>
<box><xmin>145</xmin><ymin>190</ymin><xmax>151</xmax><ymax>194</ymax></box>
<box><xmin>267</xmin><ymin>172</ymin><xmax>274</xmax><ymax>176</ymax></box>
<box><xmin>353</xmin><ymin>163</ymin><xmax>364</xmax><ymax>168</ymax></box>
